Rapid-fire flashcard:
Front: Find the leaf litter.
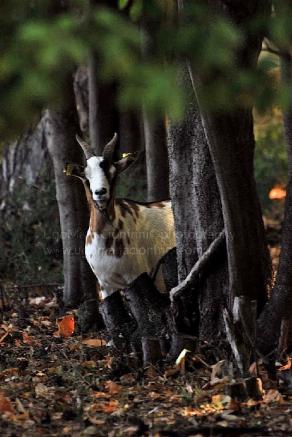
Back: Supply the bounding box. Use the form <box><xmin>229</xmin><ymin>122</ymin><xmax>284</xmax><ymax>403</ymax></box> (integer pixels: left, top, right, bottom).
<box><xmin>0</xmin><ymin>285</ymin><xmax>292</xmax><ymax>436</ymax></box>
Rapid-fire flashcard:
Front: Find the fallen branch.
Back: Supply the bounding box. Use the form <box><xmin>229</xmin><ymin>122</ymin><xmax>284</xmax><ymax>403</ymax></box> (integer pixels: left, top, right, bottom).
<box><xmin>170</xmin><ymin>230</ymin><xmax>225</xmax><ymax>301</ymax></box>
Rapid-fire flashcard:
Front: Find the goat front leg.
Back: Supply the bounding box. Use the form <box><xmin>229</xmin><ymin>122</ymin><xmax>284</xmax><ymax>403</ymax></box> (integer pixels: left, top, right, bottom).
<box><xmin>124</xmin><ymin>273</ymin><xmax>171</xmax><ymax>364</ymax></box>
<box><xmin>99</xmin><ymin>291</ymin><xmax>137</xmax><ymax>349</ymax></box>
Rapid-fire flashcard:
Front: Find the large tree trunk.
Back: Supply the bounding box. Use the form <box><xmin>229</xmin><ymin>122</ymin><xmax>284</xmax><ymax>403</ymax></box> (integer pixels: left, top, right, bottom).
<box><xmin>43</xmin><ymin>88</ymin><xmax>99</xmax><ymax>318</ymax></box>
<box><xmin>257</xmin><ymin>52</ymin><xmax>292</xmax><ymax>356</ymax></box>
<box><xmin>187</xmin><ymin>0</ymin><xmax>271</xmax><ymax>312</ymax></box>
<box><xmin>167</xmin><ymin>66</ymin><xmax>228</xmax><ymax>338</ymax></box>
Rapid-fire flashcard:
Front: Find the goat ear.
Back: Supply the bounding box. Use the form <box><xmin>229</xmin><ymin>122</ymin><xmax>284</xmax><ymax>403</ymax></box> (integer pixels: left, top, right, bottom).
<box><xmin>63</xmin><ymin>162</ymin><xmax>85</xmax><ymax>180</ymax></box>
<box><xmin>114</xmin><ymin>155</ymin><xmax>136</xmax><ymax>173</ymax></box>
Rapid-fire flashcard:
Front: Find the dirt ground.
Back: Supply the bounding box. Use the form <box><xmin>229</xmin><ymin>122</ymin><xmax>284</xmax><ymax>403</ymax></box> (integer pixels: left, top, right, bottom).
<box><xmin>0</xmin><ymin>281</ymin><xmax>292</xmax><ymax>437</ymax></box>
<box><xmin>1</xmin><ymin>219</ymin><xmax>292</xmax><ymax>437</ymax></box>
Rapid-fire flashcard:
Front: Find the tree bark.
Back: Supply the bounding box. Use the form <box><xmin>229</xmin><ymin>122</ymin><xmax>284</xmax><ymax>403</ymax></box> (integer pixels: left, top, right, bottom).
<box><xmin>144</xmin><ymin>116</ymin><xmax>169</xmax><ymax>201</ymax></box>
<box><xmin>88</xmin><ymin>51</ymin><xmax>101</xmax><ymax>154</ymax></box>
<box><xmin>44</xmin><ymin>86</ymin><xmax>99</xmax><ymax>315</ymax></box>
<box><xmin>141</xmin><ymin>13</ymin><xmax>169</xmax><ymax>201</ymax></box>
<box><xmin>186</xmin><ymin>0</ymin><xmax>271</xmax><ymax>312</ymax></box>
<box><xmin>167</xmin><ymin>66</ymin><xmax>228</xmax><ymax>338</ymax></box>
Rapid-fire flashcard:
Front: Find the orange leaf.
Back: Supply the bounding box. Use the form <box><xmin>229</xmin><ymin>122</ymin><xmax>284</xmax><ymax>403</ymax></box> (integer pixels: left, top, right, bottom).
<box><xmin>56</xmin><ymin>315</ymin><xmax>75</xmax><ymax>337</ymax></box>
<box><xmin>82</xmin><ymin>338</ymin><xmax>106</xmax><ymax>347</ymax></box>
<box><xmin>263</xmin><ymin>389</ymin><xmax>283</xmax><ymax>404</ymax></box>
<box><xmin>22</xmin><ymin>332</ymin><xmax>32</xmax><ymax>344</ymax></box>
<box><xmin>0</xmin><ymin>368</ymin><xmax>18</xmax><ymax>379</ymax></box>
<box><xmin>100</xmin><ymin>400</ymin><xmax>119</xmax><ymax>413</ymax></box>
<box><xmin>105</xmin><ymin>381</ymin><xmax>121</xmax><ymax>395</ymax></box>
<box><xmin>0</xmin><ymin>393</ymin><xmax>14</xmax><ymax>413</ymax></box>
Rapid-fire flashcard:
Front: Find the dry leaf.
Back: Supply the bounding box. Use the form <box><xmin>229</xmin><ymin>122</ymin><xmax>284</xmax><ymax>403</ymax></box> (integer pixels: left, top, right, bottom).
<box><xmin>82</xmin><ymin>338</ymin><xmax>106</xmax><ymax>347</ymax></box>
<box><xmin>92</xmin><ymin>391</ymin><xmax>109</xmax><ymax>399</ymax></box>
<box><xmin>35</xmin><ymin>383</ymin><xmax>49</xmax><ymax>398</ymax></box>
<box><xmin>100</xmin><ymin>400</ymin><xmax>119</xmax><ymax>413</ymax></box>
<box><xmin>278</xmin><ymin>358</ymin><xmax>292</xmax><ymax>371</ymax></box>
<box><xmin>211</xmin><ymin>394</ymin><xmax>232</xmax><ymax>410</ymax></box>
<box><xmin>22</xmin><ymin>332</ymin><xmax>32</xmax><ymax>344</ymax></box>
<box><xmin>119</xmin><ymin>373</ymin><xmax>136</xmax><ymax>385</ymax></box>
<box><xmin>56</xmin><ymin>315</ymin><xmax>75</xmax><ymax>337</ymax></box>
<box><xmin>263</xmin><ymin>389</ymin><xmax>283</xmax><ymax>404</ymax></box>
<box><xmin>0</xmin><ymin>368</ymin><xmax>19</xmax><ymax>379</ymax></box>
<box><xmin>144</xmin><ymin>365</ymin><xmax>158</xmax><ymax>379</ymax></box>
<box><xmin>0</xmin><ymin>392</ymin><xmax>14</xmax><ymax>413</ymax></box>
<box><xmin>105</xmin><ymin>381</ymin><xmax>121</xmax><ymax>395</ymax></box>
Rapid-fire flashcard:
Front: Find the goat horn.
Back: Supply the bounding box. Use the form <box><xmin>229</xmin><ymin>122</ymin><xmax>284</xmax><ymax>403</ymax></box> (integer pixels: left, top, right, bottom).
<box><xmin>103</xmin><ymin>133</ymin><xmax>118</xmax><ymax>162</ymax></box>
<box><xmin>76</xmin><ymin>135</ymin><xmax>95</xmax><ymax>160</ymax></box>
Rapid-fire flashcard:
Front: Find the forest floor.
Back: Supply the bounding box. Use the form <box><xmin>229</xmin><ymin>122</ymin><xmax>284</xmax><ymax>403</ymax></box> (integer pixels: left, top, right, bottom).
<box><xmin>1</xmin><ymin>220</ymin><xmax>292</xmax><ymax>437</ymax></box>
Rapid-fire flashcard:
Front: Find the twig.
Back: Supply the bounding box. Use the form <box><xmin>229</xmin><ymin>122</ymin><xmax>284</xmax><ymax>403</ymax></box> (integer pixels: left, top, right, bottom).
<box><xmin>170</xmin><ymin>230</ymin><xmax>225</xmax><ymax>301</ymax></box>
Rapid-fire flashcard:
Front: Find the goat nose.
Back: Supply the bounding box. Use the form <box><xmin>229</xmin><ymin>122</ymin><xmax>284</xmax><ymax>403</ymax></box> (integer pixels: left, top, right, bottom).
<box><xmin>95</xmin><ymin>188</ymin><xmax>107</xmax><ymax>196</ymax></box>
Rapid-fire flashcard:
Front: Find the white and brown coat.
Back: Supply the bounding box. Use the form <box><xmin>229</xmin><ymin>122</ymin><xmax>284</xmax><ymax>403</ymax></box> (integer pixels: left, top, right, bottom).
<box><xmin>76</xmin><ymin>134</ymin><xmax>175</xmax><ymax>299</ymax></box>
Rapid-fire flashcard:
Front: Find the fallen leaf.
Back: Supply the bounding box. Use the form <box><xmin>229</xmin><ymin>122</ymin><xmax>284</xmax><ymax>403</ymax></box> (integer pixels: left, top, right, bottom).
<box><xmin>82</xmin><ymin>338</ymin><xmax>106</xmax><ymax>347</ymax></box>
<box><xmin>100</xmin><ymin>400</ymin><xmax>119</xmax><ymax>413</ymax></box>
<box><xmin>211</xmin><ymin>394</ymin><xmax>232</xmax><ymax>409</ymax></box>
<box><xmin>144</xmin><ymin>365</ymin><xmax>158</xmax><ymax>379</ymax></box>
<box><xmin>56</xmin><ymin>315</ymin><xmax>75</xmax><ymax>337</ymax></box>
<box><xmin>263</xmin><ymin>389</ymin><xmax>283</xmax><ymax>404</ymax></box>
<box><xmin>0</xmin><ymin>368</ymin><xmax>19</xmax><ymax>379</ymax></box>
<box><xmin>22</xmin><ymin>332</ymin><xmax>32</xmax><ymax>344</ymax></box>
<box><xmin>278</xmin><ymin>357</ymin><xmax>292</xmax><ymax>371</ymax></box>
<box><xmin>0</xmin><ymin>392</ymin><xmax>14</xmax><ymax>413</ymax></box>
<box><xmin>105</xmin><ymin>381</ymin><xmax>121</xmax><ymax>395</ymax></box>
<box><xmin>92</xmin><ymin>391</ymin><xmax>109</xmax><ymax>399</ymax></box>
<box><xmin>119</xmin><ymin>373</ymin><xmax>136</xmax><ymax>385</ymax></box>
<box><xmin>35</xmin><ymin>383</ymin><xmax>50</xmax><ymax>398</ymax></box>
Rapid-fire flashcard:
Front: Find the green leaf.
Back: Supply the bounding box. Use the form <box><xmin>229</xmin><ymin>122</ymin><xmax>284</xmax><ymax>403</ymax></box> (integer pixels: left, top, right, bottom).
<box><xmin>118</xmin><ymin>0</ymin><xmax>130</xmax><ymax>10</ymax></box>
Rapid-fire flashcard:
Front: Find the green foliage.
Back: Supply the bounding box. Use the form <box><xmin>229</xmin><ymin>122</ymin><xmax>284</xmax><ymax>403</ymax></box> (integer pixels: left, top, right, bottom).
<box><xmin>2</xmin><ymin>0</ymin><xmax>291</xmax><ymax>140</ymax></box>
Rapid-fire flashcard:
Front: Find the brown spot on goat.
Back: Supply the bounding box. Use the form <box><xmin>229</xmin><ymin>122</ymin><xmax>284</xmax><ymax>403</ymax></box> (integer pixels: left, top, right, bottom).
<box><xmin>105</xmin><ymin>236</ymin><xmax>114</xmax><ymax>255</ymax></box>
<box><xmin>86</xmin><ymin>233</ymin><xmax>93</xmax><ymax>245</ymax></box>
<box><xmin>115</xmin><ymin>238</ymin><xmax>125</xmax><ymax>258</ymax></box>
<box><xmin>105</xmin><ymin>236</ymin><xmax>113</xmax><ymax>250</ymax></box>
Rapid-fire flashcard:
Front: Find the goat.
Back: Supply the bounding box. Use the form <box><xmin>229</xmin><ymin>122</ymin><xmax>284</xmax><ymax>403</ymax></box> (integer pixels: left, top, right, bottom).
<box><xmin>72</xmin><ymin>133</ymin><xmax>176</xmax><ymax>300</ymax></box>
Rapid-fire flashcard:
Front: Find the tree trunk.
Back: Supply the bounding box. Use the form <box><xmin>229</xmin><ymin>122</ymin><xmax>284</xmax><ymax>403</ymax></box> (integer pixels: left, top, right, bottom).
<box><xmin>144</xmin><ymin>116</ymin><xmax>169</xmax><ymax>201</ymax></box>
<box><xmin>257</xmin><ymin>52</ymin><xmax>292</xmax><ymax>356</ymax></box>
<box><xmin>141</xmin><ymin>13</ymin><xmax>169</xmax><ymax>201</ymax></box>
<box><xmin>187</xmin><ymin>0</ymin><xmax>271</xmax><ymax>312</ymax></box>
<box><xmin>43</xmin><ymin>88</ymin><xmax>99</xmax><ymax>317</ymax></box>
<box><xmin>88</xmin><ymin>51</ymin><xmax>100</xmax><ymax>154</ymax></box>
<box><xmin>167</xmin><ymin>66</ymin><xmax>228</xmax><ymax>338</ymax></box>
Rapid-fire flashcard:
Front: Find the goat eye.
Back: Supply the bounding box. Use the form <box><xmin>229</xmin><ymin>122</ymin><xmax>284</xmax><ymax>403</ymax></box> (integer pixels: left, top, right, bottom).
<box><xmin>99</xmin><ymin>160</ymin><xmax>107</xmax><ymax>170</ymax></box>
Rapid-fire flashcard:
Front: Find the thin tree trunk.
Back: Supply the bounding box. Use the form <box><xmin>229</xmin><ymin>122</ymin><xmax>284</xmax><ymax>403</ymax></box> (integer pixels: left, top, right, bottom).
<box><xmin>141</xmin><ymin>14</ymin><xmax>169</xmax><ymax>201</ymax></box>
<box><xmin>144</xmin><ymin>116</ymin><xmax>169</xmax><ymax>201</ymax></box>
<box><xmin>88</xmin><ymin>51</ymin><xmax>100</xmax><ymax>154</ymax></box>
<box><xmin>44</xmin><ymin>87</ymin><xmax>98</xmax><ymax>313</ymax></box>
